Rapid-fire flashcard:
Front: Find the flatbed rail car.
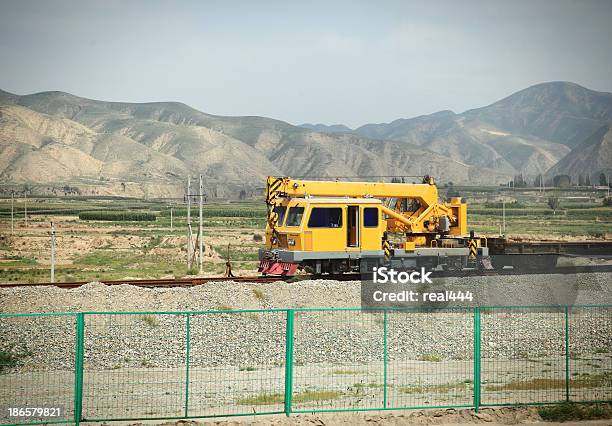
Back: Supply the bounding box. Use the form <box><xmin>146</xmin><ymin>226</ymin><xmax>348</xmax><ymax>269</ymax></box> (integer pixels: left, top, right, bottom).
<box><xmin>488</xmin><ymin>238</ymin><xmax>612</xmax><ymax>256</ymax></box>
<box><xmin>487</xmin><ymin>238</ymin><xmax>612</xmax><ymax>269</ymax></box>
<box><xmin>258</xmin><ymin>176</ymin><xmax>612</xmax><ymax>276</ymax></box>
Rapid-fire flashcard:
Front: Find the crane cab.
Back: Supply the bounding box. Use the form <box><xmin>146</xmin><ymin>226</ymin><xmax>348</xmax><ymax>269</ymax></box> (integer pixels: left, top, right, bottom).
<box><xmin>260</xmin><ymin>198</ymin><xmax>386</xmax><ymax>275</ymax></box>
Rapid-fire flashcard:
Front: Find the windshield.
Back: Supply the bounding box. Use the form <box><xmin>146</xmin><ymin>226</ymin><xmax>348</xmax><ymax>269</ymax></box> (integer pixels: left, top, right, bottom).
<box><xmin>286</xmin><ymin>206</ymin><xmax>305</xmax><ymax>227</ymax></box>
<box><xmin>273</xmin><ymin>205</ymin><xmax>287</xmax><ymax>226</ymax></box>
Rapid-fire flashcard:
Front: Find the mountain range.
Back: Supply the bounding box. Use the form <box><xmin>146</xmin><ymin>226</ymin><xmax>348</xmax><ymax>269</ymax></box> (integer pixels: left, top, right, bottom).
<box><xmin>303</xmin><ymin>82</ymin><xmax>612</xmax><ymax>182</ymax></box>
<box><xmin>1</xmin><ymin>81</ymin><xmax>611</xmax><ymax>198</ymax></box>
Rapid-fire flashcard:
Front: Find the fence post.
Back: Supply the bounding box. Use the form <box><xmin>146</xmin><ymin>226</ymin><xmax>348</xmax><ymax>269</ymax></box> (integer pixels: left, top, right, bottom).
<box><xmin>73</xmin><ymin>313</ymin><xmax>85</xmax><ymax>425</ymax></box>
<box><xmin>565</xmin><ymin>305</ymin><xmax>570</xmax><ymax>402</ymax></box>
<box><xmin>184</xmin><ymin>314</ymin><xmax>191</xmax><ymax>418</ymax></box>
<box><xmin>473</xmin><ymin>307</ymin><xmax>481</xmax><ymax>412</ymax></box>
<box><xmin>383</xmin><ymin>309</ymin><xmax>388</xmax><ymax>409</ymax></box>
<box><xmin>284</xmin><ymin>309</ymin><xmax>295</xmax><ymax>416</ymax></box>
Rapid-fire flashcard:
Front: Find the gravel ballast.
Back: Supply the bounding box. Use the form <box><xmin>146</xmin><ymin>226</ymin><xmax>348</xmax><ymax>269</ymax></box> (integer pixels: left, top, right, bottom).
<box><xmin>0</xmin><ymin>274</ymin><xmax>610</xmax><ymax>370</ymax></box>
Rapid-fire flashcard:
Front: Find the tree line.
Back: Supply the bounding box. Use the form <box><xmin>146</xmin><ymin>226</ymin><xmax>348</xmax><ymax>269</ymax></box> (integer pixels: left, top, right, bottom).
<box><xmin>510</xmin><ymin>173</ymin><xmax>610</xmax><ymax>188</ymax></box>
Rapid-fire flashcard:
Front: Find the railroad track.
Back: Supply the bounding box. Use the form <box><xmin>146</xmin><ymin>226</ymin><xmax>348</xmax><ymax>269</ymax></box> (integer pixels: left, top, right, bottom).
<box><xmin>1</xmin><ymin>264</ymin><xmax>610</xmax><ymax>289</ymax></box>
<box><xmin>0</xmin><ymin>276</ymin><xmax>282</xmax><ymax>289</ymax></box>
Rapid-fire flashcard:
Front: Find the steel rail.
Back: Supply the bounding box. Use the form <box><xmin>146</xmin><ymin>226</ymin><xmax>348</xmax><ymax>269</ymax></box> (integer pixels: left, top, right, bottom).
<box><xmin>1</xmin><ymin>264</ymin><xmax>610</xmax><ymax>289</ymax></box>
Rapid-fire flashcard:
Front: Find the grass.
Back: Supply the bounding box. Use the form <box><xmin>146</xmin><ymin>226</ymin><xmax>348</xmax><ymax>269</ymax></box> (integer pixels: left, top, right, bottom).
<box><xmin>215</xmin><ymin>304</ymin><xmax>234</xmax><ymax>311</ymax></box>
<box><xmin>331</xmin><ymin>369</ymin><xmax>362</xmax><ymax>375</ymax></box>
<box><xmin>0</xmin><ymin>345</ymin><xmax>31</xmax><ymax>372</ymax></box>
<box><xmin>418</xmin><ymin>353</ymin><xmax>442</xmax><ymax>362</ymax></box>
<box><xmin>0</xmin><ymin>256</ymin><xmax>38</xmax><ymax>267</ymax></box>
<box><xmin>252</xmin><ymin>288</ymin><xmax>266</xmax><ymax>301</ymax></box>
<box><xmin>144</xmin><ymin>235</ymin><xmax>163</xmax><ymax>251</ymax></box>
<box><xmin>353</xmin><ymin>382</ymin><xmax>385</xmax><ymax>389</ymax></box>
<box><xmin>293</xmin><ymin>390</ymin><xmax>341</xmax><ymax>403</ymax></box>
<box><xmin>400</xmin><ymin>380</ymin><xmax>472</xmax><ymax>394</ymax></box>
<box><xmin>237</xmin><ymin>393</ymin><xmax>284</xmax><ymax>405</ymax></box>
<box><xmin>213</xmin><ymin>245</ymin><xmax>260</xmax><ymax>261</ymax></box>
<box><xmin>488</xmin><ymin>371</ymin><xmax>612</xmax><ymax>391</ymax></box>
<box><xmin>538</xmin><ymin>403</ymin><xmax>612</xmax><ymax>422</ymax></box>
<box><xmin>237</xmin><ymin>389</ymin><xmax>341</xmax><ymax>405</ymax></box>
<box><xmin>239</xmin><ymin>366</ymin><xmax>257</xmax><ymax>372</ymax></box>
<box><xmin>139</xmin><ymin>315</ymin><xmax>159</xmax><ymax>327</ymax></box>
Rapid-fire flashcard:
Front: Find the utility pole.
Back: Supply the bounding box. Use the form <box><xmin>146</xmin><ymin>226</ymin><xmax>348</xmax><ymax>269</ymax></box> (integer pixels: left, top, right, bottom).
<box><xmin>198</xmin><ymin>174</ymin><xmax>204</xmax><ymax>274</ymax></box>
<box><xmin>24</xmin><ymin>191</ymin><xmax>28</xmax><ymax>228</ymax></box>
<box><xmin>170</xmin><ymin>207</ymin><xmax>173</xmax><ymax>232</ymax></box>
<box><xmin>50</xmin><ymin>222</ymin><xmax>56</xmax><ymax>283</ymax></box>
<box><xmin>11</xmin><ymin>192</ymin><xmax>14</xmax><ymax>234</ymax></box>
<box><xmin>502</xmin><ymin>198</ymin><xmax>506</xmax><ymax>234</ymax></box>
<box><xmin>186</xmin><ymin>177</ymin><xmax>192</xmax><ymax>270</ymax></box>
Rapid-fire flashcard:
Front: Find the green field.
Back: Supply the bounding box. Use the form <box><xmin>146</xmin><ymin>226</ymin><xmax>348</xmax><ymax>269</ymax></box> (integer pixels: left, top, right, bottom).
<box><xmin>0</xmin><ymin>186</ymin><xmax>610</xmax><ymax>284</ymax></box>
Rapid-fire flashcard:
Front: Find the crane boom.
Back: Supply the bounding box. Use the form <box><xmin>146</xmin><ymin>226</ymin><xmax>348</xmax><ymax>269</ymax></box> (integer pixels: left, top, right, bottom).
<box><xmin>267</xmin><ymin>176</ymin><xmax>439</xmax><ymax>206</ymax></box>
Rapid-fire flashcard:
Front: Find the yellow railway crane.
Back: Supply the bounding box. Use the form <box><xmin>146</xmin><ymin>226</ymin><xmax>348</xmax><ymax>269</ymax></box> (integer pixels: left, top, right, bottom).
<box><xmin>259</xmin><ymin>176</ymin><xmax>486</xmax><ymax>275</ymax></box>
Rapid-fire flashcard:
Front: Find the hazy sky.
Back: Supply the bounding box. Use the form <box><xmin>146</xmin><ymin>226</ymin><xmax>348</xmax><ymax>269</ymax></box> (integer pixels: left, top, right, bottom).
<box><xmin>1</xmin><ymin>0</ymin><xmax>611</xmax><ymax>128</ymax></box>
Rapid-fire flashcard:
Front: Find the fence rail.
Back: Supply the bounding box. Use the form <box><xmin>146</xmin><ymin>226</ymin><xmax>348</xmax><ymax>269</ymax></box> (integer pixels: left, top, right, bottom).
<box><xmin>1</xmin><ymin>305</ymin><xmax>611</xmax><ymax>425</ymax></box>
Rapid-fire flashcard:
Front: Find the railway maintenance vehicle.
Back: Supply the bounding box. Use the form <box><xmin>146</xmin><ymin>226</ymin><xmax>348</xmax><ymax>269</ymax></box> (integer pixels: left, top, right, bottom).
<box><xmin>258</xmin><ymin>175</ymin><xmax>486</xmax><ymax>276</ymax></box>
<box><xmin>258</xmin><ymin>176</ymin><xmax>612</xmax><ymax>276</ymax></box>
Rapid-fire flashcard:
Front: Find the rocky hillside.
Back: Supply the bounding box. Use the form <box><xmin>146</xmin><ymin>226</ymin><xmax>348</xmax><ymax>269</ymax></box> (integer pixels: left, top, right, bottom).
<box><xmin>464</xmin><ymin>82</ymin><xmax>612</xmax><ymax>147</ymax></box>
<box><xmin>351</xmin><ymin>82</ymin><xmax>612</xmax><ymax>181</ymax></box>
<box><xmin>546</xmin><ymin>124</ymin><xmax>612</xmax><ymax>182</ymax></box>
<box><xmin>1</xmin><ymin>82</ymin><xmax>610</xmax><ymax>198</ymax></box>
<box><xmin>0</xmin><ymin>89</ymin><xmax>509</xmax><ymax>198</ymax></box>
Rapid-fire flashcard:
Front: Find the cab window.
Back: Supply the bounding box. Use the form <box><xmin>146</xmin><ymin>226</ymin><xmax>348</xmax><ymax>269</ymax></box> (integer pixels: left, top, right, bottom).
<box><xmin>308</xmin><ymin>207</ymin><xmax>343</xmax><ymax>228</ymax></box>
<box><xmin>286</xmin><ymin>206</ymin><xmax>305</xmax><ymax>227</ymax></box>
<box><xmin>364</xmin><ymin>207</ymin><xmax>379</xmax><ymax>227</ymax></box>
<box><xmin>273</xmin><ymin>205</ymin><xmax>287</xmax><ymax>225</ymax></box>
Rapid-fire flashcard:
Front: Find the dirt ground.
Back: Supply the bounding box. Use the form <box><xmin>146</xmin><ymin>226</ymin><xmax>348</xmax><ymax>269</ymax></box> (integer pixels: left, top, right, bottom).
<box><xmin>92</xmin><ymin>406</ymin><xmax>610</xmax><ymax>425</ymax></box>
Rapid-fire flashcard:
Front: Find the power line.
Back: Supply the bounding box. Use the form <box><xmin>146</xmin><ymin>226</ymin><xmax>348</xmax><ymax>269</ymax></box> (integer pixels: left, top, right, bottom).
<box><xmin>50</xmin><ymin>222</ymin><xmax>56</xmax><ymax>283</ymax></box>
<box><xmin>187</xmin><ymin>176</ymin><xmax>192</xmax><ymax>270</ymax></box>
<box><xmin>199</xmin><ymin>174</ymin><xmax>204</xmax><ymax>274</ymax></box>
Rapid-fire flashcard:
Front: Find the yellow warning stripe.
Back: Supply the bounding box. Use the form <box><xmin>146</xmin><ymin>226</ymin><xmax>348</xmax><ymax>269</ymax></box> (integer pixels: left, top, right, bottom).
<box><xmin>469</xmin><ymin>239</ymin><xmax>477</xmax><ymax>259</ymax></box>
<box><xmin>383</xmin><ymin>240</ymin><xmax>391</xmax><ymax>261</ymax></box>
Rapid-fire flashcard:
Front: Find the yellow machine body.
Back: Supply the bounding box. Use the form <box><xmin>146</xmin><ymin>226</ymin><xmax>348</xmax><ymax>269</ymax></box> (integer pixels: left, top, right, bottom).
<box><xmin>264</xmin><ymin>176</ymin><xmax>468</xmax><ymax>251</ymax></box>
<box><xmin>259</xmin><ymin>176</ymin><xmax>476</xmax><ymax>275</ymax></box>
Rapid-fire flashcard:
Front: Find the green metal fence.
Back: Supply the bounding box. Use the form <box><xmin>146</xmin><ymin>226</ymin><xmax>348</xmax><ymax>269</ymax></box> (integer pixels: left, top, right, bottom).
<box><xmin>0</xmin><ymin>305</ymin><xmax>610</xmax><ymax>425</ymax></box>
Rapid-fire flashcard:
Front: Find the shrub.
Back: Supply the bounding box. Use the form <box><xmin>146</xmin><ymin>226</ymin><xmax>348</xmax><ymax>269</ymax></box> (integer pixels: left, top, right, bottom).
<box><xmin>252</xmin><ymin>288</ymin><xmax>265</xmax><ymax>301</ymax></box>
<box><xmin>139</xmin><ymin>315</ymin><xmax>159</xmax><ymax>327</ymax></box>
<box><xmin>0</xmin><ymin>345</ymin><xmax>30</xmax><ymax>372</ymax></box>
<box><xmin>79</xmin><ymin>211</ymin><xmax>156</xmax><ymax>221</ymax></box>
<box><xmin>539</xmin><ymin>403</ymin><xmax>612</xmax><ymax>422</ymax></box>
<box><xmin>418</xmin><ymin>353</ymin><xmax>442</xmax><ymax>362</ymax></box>
<box><xmin>547</xmin><ymin>197</ymin><xmax>560</xmax><ymax>212</ymax></box>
